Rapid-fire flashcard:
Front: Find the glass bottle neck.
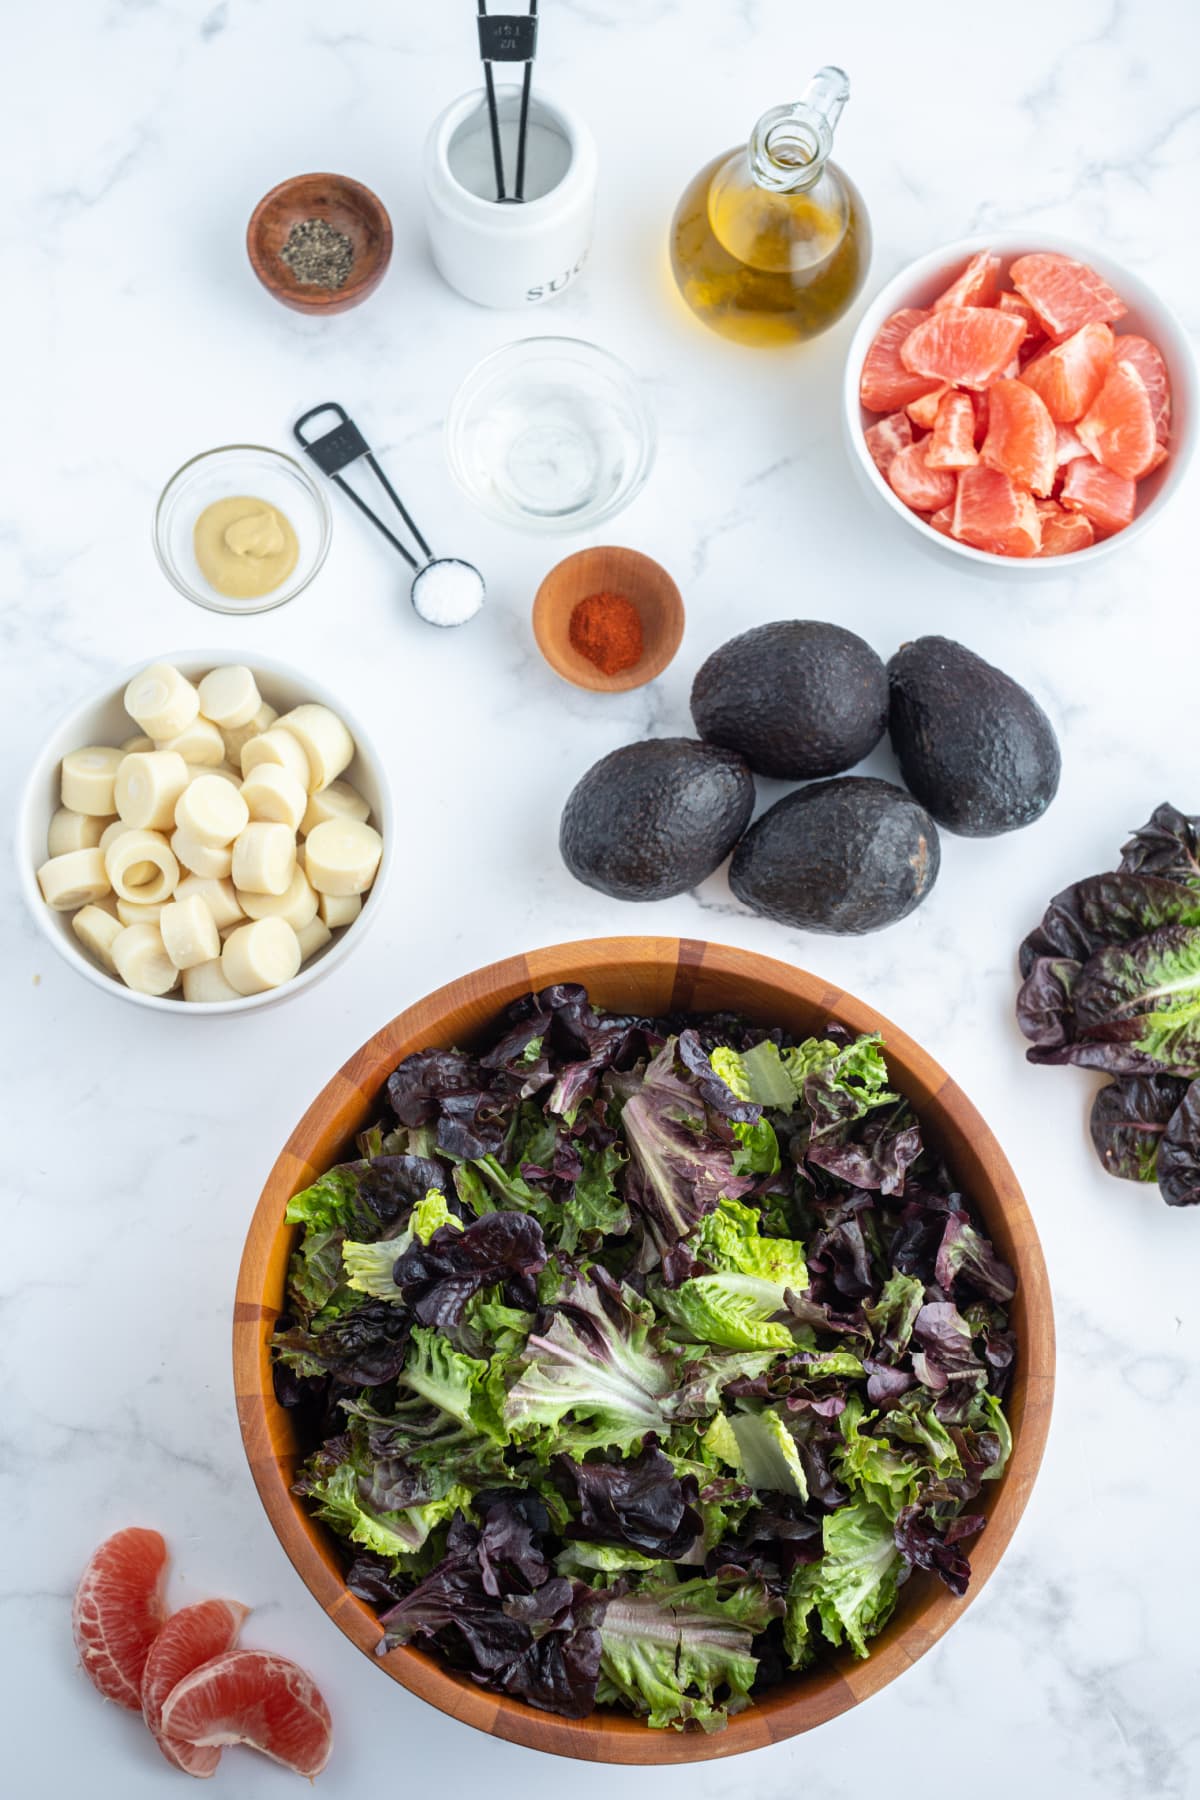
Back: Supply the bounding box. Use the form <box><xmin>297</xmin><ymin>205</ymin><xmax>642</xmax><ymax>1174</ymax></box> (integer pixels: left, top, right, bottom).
<box><xmin>749</xmin><ymin>106</ymin><xmax>828</xmax><ymax>193</ymax></box>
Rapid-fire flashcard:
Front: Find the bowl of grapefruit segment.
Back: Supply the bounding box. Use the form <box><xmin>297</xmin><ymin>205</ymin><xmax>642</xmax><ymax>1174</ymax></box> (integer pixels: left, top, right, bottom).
<box><xmin>845</xmin><ymin>234</ymin><xmax>1195</xmax><ymax>568</ymax></box>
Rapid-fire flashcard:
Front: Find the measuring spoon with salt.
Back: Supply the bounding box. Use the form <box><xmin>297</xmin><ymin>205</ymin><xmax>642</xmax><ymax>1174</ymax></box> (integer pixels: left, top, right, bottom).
<box><xmin>293</xmin><ymin>402</ymin><xmax>485</xmax><ymax>626</ymax></box>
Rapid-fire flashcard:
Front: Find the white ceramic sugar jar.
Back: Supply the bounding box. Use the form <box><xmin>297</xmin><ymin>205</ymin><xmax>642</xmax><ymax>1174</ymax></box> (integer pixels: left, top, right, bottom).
<box><xmin>423</xmin><ymin>87</ymin><xmax>597</xmax><ymax>309</ymax></box>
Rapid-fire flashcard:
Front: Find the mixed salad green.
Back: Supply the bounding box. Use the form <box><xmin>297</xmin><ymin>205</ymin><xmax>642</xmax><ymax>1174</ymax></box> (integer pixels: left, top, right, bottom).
<box><xmin>272</xmin><ymin>984</ymin><xmax>1016</xmax><ymax>1731</ymax></box>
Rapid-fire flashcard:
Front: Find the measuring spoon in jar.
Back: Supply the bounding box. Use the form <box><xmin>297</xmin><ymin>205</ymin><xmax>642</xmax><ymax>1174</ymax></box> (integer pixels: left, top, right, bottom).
<box><xmin>293</xmin><ymin>402</ymin><xmax>486</xmax><ymax>626</ymax></box>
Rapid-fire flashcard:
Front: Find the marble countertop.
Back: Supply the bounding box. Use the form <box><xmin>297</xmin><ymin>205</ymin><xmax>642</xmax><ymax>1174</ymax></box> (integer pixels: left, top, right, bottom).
<box><xmin>5</xmin><ymin>1</ymin><xmax>1199</xmax><ymax>1795</ymax></box>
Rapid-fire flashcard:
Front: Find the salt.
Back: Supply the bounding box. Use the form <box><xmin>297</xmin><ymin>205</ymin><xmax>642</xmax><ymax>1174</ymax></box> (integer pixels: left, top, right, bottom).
<box><xmin>411</xmin><ymin>556</ymin><xmax>486</xmax><ymax>627</ymax></box>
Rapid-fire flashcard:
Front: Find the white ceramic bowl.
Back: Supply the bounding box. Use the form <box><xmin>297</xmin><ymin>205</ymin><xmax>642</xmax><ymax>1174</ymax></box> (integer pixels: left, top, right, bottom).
<box><xmin>17</xmin><ymin>651</ymin><xmax>392</xmax><ymax>1014</ymax></box>
<box><xmin>843</xmin><ymin>232</ymin><xmax>1197</xmax><ymax>574</ymax></box>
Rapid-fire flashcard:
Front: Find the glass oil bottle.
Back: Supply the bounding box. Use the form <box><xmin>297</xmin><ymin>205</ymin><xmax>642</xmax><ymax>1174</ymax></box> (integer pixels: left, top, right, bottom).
<box><xmin>669</xmin><ymin>67</ymin><xmax>871</xmax><ymax>347</ymax></box>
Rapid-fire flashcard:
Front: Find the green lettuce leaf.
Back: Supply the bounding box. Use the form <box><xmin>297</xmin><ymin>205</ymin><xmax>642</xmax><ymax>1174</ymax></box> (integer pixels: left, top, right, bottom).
<box><xmin>598</xmin><ymin>1574</ymin><xmax>777</xmax><ymax>1731</ymax></box>
<box><xmin>342</xmin><ymin>1190</ymin><xmax>459</xmax><ymax>1299</ymax></box>
<box><xmin>727</xmin><ymin>1407</ymin><xmax>807</xmax><ymax>1499</ymax></box>
<box><xmin>809</xmin><ymin>1496</ymin><xmax>903</xmax><ymax>1658</ymax></box>
<box><xmin>397</xmin><ymin>1325</ymin><xmax>509</xmax><ymax>1443</ymax></box>
<box><xmin>863</xmin><ymin>1270</ymin><xmax>925</xmax><ymax>1358</ymax></box>
<box><xmin>503</xmin><ymin>1271</ymin><xmax>677</xmax><ymax>1456</ymax></box>
<box><xmin>656</xmin><ymin>1197</ymin><xmax>807</xmax><ymax>1352</ymax></box>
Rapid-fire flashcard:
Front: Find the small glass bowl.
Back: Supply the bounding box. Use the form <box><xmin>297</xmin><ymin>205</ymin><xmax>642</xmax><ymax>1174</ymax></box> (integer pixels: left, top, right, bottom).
<box><xmin>445</xmin><ymin>337</ymin><xmax>656</xmax><ymax>533</ymax></box>
<box><xmin>154</xmin><ymin>445</ymin><xmax>332</xmax><ymax>614</ymax></box>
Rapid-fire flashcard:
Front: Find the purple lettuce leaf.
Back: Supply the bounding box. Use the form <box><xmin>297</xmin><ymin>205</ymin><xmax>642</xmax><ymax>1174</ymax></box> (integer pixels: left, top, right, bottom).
<box><xmin>620</xmin><ymin>1039</ymin><xmax>758</xmax><ymax>1254</ymax></box>
<box><xmin>894</xmin><ymin>1503</ymin><xmax>985</xmax><ymax>1597</ymax></box>
<box><xmin>1118</xmin><ymin>804</ymin><xmax>1200</xmax><ymax>887</ymax></box>
<box><xmin>555</xmin><ymin>1443</ymin><xmax>702</xmax><ymax>1558</ymax></box>
<box><xmin>1089</xmin><ymin>1075</ymin><xmax>1189</xmax><ymax>1182</ymax></box>
<box><xmin>806</xmin><ymin>1103</ymin><xmax>923</xmax><ymax>1198</ymax></box>
<box><xmin>392</xmin><ymin>1210</ymin><xmax>547</xmax><ymax>1334</ymax></box>
<box><xmin>1158</xmin><ymin>1080</ymin><xmax>1200</xmax><ymax>1207</ymax></box>
<box><xmin>934</xmin><ymin>1211</ymin><xmax>1016</xmax><ymax>1304</ymax></box>
<box><xmin>378</xmin><ymin>1504</ymin><xmax>606</xmax><ymax>1717</ymax></box>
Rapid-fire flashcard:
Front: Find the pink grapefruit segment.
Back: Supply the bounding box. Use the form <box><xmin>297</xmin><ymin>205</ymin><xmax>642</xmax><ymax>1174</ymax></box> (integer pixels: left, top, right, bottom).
<box><xmin>981</xmin><ymin>379</ymin><xmax>1056</xmax><ymax>496</ymax></box>
<box><xmin>860</xmin><ymin>308</ymin><xmax>942</xmax><ymax>411</ymax></box>
<box><xmin>997</xmin><ymin>289</ymin><xmax>1043</xmax><ymax>342</ymax></box>
<box><xmin>1060</xmin><ymin>456</ymin><xmax>1136</xmax><ymax>533</ymax></box>
<box><xmin>142</xmin><ymin>1599</ymin><xmax>249</xmax><ymax>1777</ymax></box>
<box><xmin>905</xmin><ymin>384</ymin><xmax>948</xmax><ymax>430</ymax></box>
<box><xmin>1019</xmin><ymin>321</ymin><xmax>1113</xmax><ymax>422</ymax></box>
<box><xmin>933</xmin><ymin>251</ymin><xmax>1002</xmax><ymax>311</ymax></box>
<box><xmin>863</xmin><ymin>411</ymin><xmax>913</xmax><ymax>476</ymax></box>
<box><xmin>900</xmin><ymin>305</ymin><xmax>1027</xmax><ymax>389</ymax></box>
<box><xmin>160</xmin><ymin>1650</ymin><xmax>332</xmax><ymax>1780</ymax></box>
<box><xmin>1009</xmin><ymin>252</ymin><xmax>1128</xmax><ymax>338</ymax></box>
<box><xmin>1036</xmin><ymin>499</ymin><xmax>1095</xmax><ymax>555</ymax></box>
<box><xmin>887</xmin><ymin>442</ymin><xmax>958</xmax><ymax>513</ymax></box>
<box><xmin>72</xmin><ymin>1528</ymin><xmax>169</xmax><ymax>1711</ymax></box>
<box><xmin>1116</xmin><ymin>335</ymin><xmax>1170</xmax><ymax>445</ymax></box>
<box><xmin>926</xmin><ymin>391</ymin><xmax>978</xmax><ymax>470</ymax></box>
<box><xmin>1077</xmin><ymin>360</ymin><xmax>1157</xmax><ymax>479</ymax></box>
<box><xmin>952</xmin><ymin>464</ymin><xmax>1041</xmax><ymax>556</ymax></box>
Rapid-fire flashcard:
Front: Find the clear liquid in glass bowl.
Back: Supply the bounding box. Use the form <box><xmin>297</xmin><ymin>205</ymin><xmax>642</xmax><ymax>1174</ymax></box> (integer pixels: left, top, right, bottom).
<box><xmin>445</xmin><ymin>337</ymin><xmax>656</xmax><ymax>533</ymax></box>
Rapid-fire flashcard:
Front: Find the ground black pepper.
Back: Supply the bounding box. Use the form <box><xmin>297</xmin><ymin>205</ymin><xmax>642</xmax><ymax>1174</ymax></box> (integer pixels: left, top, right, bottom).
<box><xmin>279</xmin><ymin>218</ymin><xmax>355</xmax><ymax>290</ymax></box>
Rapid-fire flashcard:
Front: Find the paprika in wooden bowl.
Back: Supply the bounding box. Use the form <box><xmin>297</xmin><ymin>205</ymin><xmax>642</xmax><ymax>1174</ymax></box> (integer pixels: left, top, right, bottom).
<box><xmin>533</xmin><ymin>546</ymin><xmax>685</xmax><ymax>692</ymax></box>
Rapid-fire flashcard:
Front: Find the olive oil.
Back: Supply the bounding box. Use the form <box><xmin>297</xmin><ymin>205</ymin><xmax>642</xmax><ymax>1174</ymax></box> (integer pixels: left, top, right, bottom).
<box><xmin>669</xmin><ymin>67</ymin><xmax>871</xmax><ymax>348</ymax></box>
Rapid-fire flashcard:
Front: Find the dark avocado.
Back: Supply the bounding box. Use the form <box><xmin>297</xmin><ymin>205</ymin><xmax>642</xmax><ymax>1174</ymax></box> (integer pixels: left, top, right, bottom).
<box><xmin>560</xmin><ymin>737</ymin><xmax>754</xmax><ymax>901</ymax></box>
<box><xmin>887</xmin><ymin>636</ymin><xmax>1061</xmax><ymax>837</ymax></box>
<box><xmin>729</xmin><ymin>776</ymin><xmax>940</xmax><ymax>933</ymax></box>
<box><xmin>690</xmin><ymin>620</ymin><xmax>888</xmax><ymax>780</ymax></box>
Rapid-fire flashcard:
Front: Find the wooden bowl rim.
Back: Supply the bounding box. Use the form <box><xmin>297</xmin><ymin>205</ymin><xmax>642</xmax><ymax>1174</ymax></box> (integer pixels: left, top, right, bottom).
<box><xmin>246</xmin><ymin>172</ymin><xmax>394</xmax><ymax>311</ymax></box>
<box><xmin>532</xmin><ymin>546</ymin><xmax>685</xmax><ymax>693</ymax></box>
<box><xmin>233</xmin><ymin>935</ymin><xmax>1054</xmax><ymax>1764</ymax></box>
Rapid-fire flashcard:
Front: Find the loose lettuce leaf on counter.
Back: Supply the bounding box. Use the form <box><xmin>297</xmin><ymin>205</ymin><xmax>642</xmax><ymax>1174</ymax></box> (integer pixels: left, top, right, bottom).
<box><xmin>1119</xmin><ymin>804</ymin><xmax>1200</xmax><ymax>887</ymax></box>
<box><xmin>1088</xmin><ymin>1075</ymin><xmax>1188</xmax><ymax>1182</ymax></box>
<box><xmin>1071</xmin><ymin>924</ymin><xmax>1200</xmax><ymax>1076</ymax></box>
<box><xmin>1158</xmin><ymin>1079</ymin><xmax>1200</xmax><ymax>1207</ymax></box>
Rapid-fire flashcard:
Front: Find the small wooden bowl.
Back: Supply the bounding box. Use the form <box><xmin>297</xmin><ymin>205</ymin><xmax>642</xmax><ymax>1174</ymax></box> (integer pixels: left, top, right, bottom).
<box><xmin>533</xmin><ymin>546</ymin><xmax>684</xmax><ymax>692</ymax></box>
<box><xmin>234</xmin><ymin>936</ymin><xmax>1055</xmax><ymax>1765</ymax></box>
<box><xmin>246</xmin><ymin>173</ymin><xmax>393</xmax><ymax>315</ymax></box>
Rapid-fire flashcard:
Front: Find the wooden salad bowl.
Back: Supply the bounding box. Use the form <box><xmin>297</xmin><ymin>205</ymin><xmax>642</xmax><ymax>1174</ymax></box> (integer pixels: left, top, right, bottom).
<box><xmin>233</xmin><ymin>936</ymin><xmax>1054</xmax><ymax>1764</ymax></box>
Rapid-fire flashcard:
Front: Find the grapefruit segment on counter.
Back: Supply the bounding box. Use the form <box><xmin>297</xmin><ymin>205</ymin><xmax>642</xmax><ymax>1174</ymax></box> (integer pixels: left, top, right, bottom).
<box><xmin>1009</xmin><ymin>252</ymin><xmax>1128</xmax><ymax>337</ymax></box>
<box><xmin>858</xmin><ymin>247</ymin><xmax>1172</xmax><ymax>556</ymax></box>
<box><xmin>160</xmin><ymin>1650</ymin><xmax>333</xmax><ymax>1780</ymax></box>
<box><xmin>141</xmin><ymin>1599</ymin><xmax>250</xmax><ymax>1776</ymax></box>
<box><xmin>900</xmin><ymin>305</ymin><xmax>1027</xmax><ymax>388</ymax></box>
<box><xmin>981</xmin><ymin>379</ymin><xmax>1056</xmax><ymax>496</ymax></box>
<box><xmin>72</xmin><ymin>1528</ymin><xmax>169</xmax><ymax>1711</ymax></box>
<box><xmin>860</xmin><ymin>308</ymin><xmax>942</xmax><ymax>411</ymax></box>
